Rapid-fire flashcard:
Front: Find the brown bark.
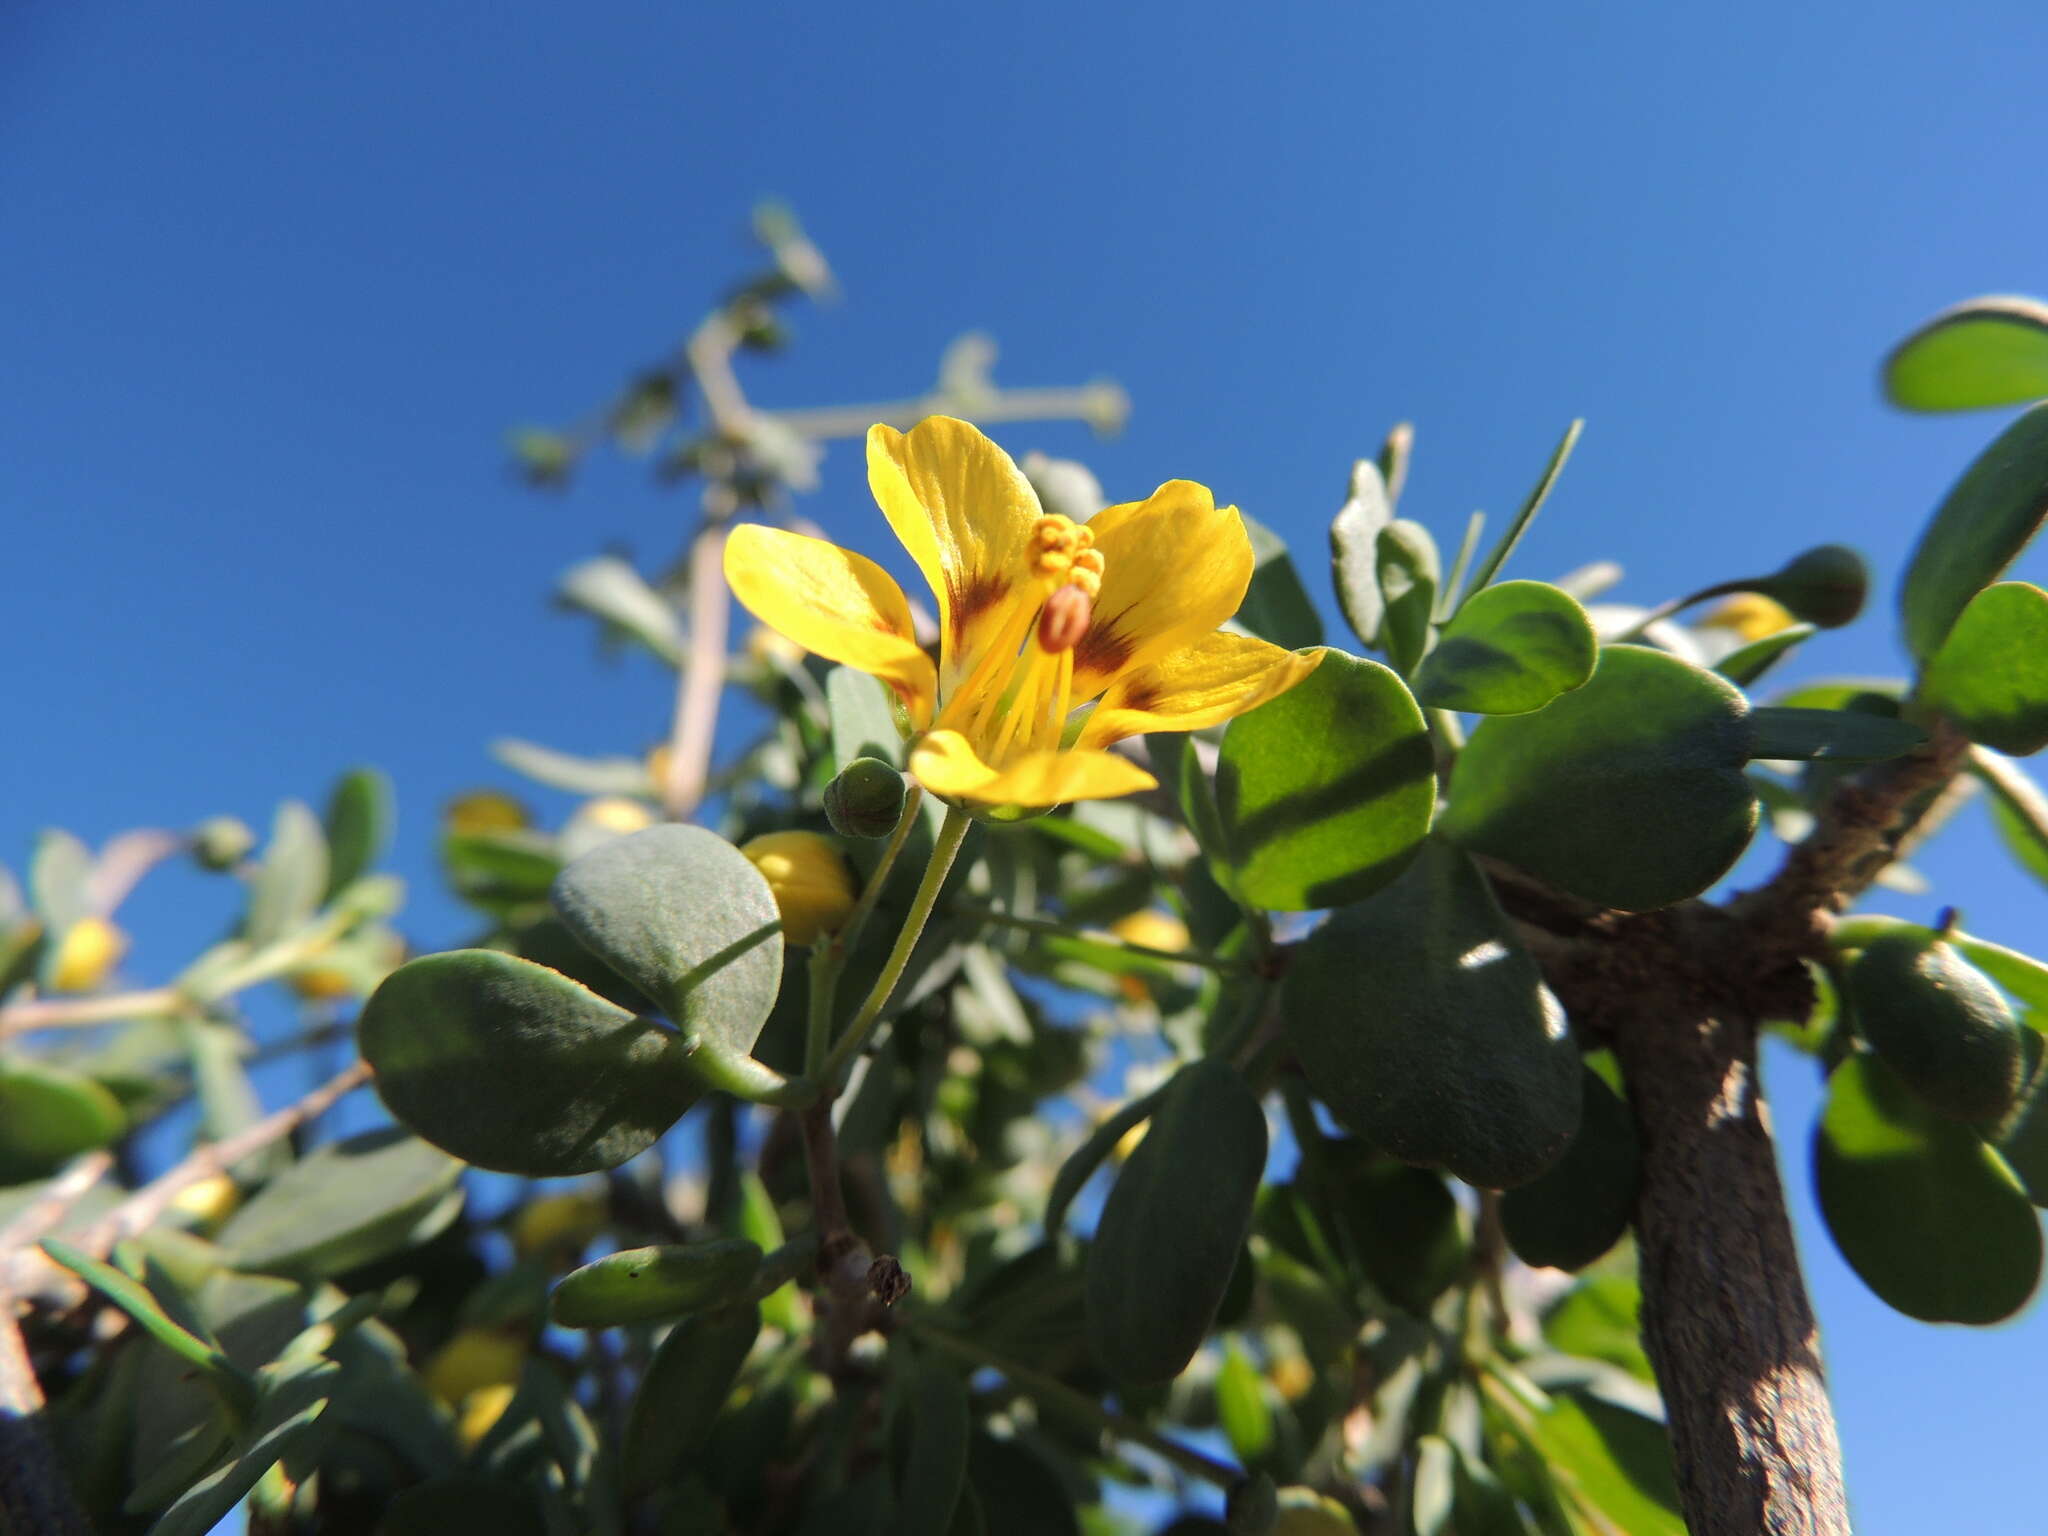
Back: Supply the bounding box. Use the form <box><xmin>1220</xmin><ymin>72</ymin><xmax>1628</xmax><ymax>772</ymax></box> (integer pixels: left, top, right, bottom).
<box><xmin>1611</xmin><ymin>1000</ymin><xmax>1849</xmax><ymax>1536</ymax></box>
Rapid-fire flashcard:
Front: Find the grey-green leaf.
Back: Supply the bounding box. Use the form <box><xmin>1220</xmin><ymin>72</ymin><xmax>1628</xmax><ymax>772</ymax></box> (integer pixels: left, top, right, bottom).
<box><xmin>1898</xmin><ymin>399</ymin><xmax>2048</xmax><ymax>661</ymax></box>
<box><xmin>620</xmin><ymin>1303</ymin><xmax>761</xmax><ymax>1498</ymax></box>
<box><xmin>322</xmin><ymin>766</ymin><xmax>393</xmax><ymax>901</ymax></box>
<box><xmin>1813</xmin><ymin>1052</ymin><xmax>2041</xmax><ymax>1323</ymax></box>
<box><xmin>1375</xmin><ymin>519</ymin><xmax>1439</xmax><ymax>676</ymax></box>
<box><xmin>1214</xmin><ymin>651</ymin><xmax>1435</xmax><ymax>911</ymax></box>
<box><xmin>1330</xmin><ymin>460</ymin><xmax>1394</xmax><ymax>646</ymax></box>
<box><xmin>1440</xmin><ymin>645</ymin><xmax>1758</xmax><ymax>912</ymax></box>
<box><xmin>1921</xmin><ymin>581</ymin><xmax>2048</xmax><ymax>756</ymax></box>
<box><xmin>1714</xmin><ymin>622</ymin><xmax>1816</xmax><ymax>686</ymax></box>
<box><xmin>1414</xmin><ymin>579</ymin><xmax>1596</xmax><ymax>715</ymax></box>
<box><xmin>216</xmin><ymin>1127</ymin><xmax>463</xmax><ymax>1278</ymax></box>
<box><xmin>1884</xmin><ymin>295</ymin><xmax>2048</xmax><ymax>413</ymax></box>
<box><xmin>830</xmin><ymin>665</ymin><xmax>906</xmax><ymax>770</ymax></box>
<box><xmin>549</xmin><ymin>824</ymin><xmax>784</xmax><ymax>1057</ymax></box>
<box><xmin>1282</xmin><ymin>838</ymin><xmax>1580</xmax><ymax>1189</ymax></box>
<box><xmin>550</xmin><ymin>1239</ymin><xmax>762</xmax><ymax>1328</ymax></box>
<box><xmin>360</xmin><ymin>950</ymin><xmax>703</xmax><ymax>1175</ymax></box>
<box><xmin>245</xmin><ymin>801</ymin><xmax>329</xmax><ymax>948</ymax></box>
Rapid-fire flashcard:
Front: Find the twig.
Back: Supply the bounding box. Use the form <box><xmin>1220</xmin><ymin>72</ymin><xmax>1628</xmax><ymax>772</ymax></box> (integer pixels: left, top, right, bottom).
<box><xmin>662</xmin><ymin>521</ymin><xmax>731</xmax><ymax>819</ymax></box>
<box><xmin>0</xmin><ymin>986</ymin><xmax>186</xmax><ymax>1039</ymax></box>
<box><xmin>0</xmin><ymin>1153</ymin><xmax>114</xmax><ymax>1259</ymax></box>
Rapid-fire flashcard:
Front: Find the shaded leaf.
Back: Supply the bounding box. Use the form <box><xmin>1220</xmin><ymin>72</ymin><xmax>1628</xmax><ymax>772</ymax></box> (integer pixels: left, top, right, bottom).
<box><xmin>216</xmin><ymin>1127</ymin><xmax>463</xmax><ymax>1278</ymax></box>
<box><xmin>1415</xmin><ymin>580</ymin><xmax>1596</xmax><ymax>715</ymax></box>
<box><xmin>1746</xmin><ymin>707</ymin><xmax>1927</xmax><ymax>762</ymax></box>
<box><xmin>1920</xmin><ymin>581</ymin><xmax>2048</xmax><ymax>755</ymax></box>
<box><xmin>1235</xmin><ymin>515</ymin><xmax>1324</xmax><ymax>651</ymax></box>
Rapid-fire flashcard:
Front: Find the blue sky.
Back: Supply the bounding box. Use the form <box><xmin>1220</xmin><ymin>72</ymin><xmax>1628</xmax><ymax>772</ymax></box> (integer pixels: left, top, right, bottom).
<box><xmin>6</xmin><ymin>3</ymin><xmax>2048</xmax><ymax>1530</ymax></box>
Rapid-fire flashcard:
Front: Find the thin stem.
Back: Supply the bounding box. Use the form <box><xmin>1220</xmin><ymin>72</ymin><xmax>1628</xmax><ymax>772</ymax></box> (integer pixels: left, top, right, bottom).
<box><xmin>0</xmin><ymin>986</ymin><xmax>187</xmax><ymax>1039</ymax></box>
<box><xmin>955</xmin><ymin>901</ymin><xmax>1246</xmax><ymax>975</ymax></box>
<box><xmin>806</xmin><ymin>782</ymin><xmax>924</xmax><ymax>1081</ymax></box>
<box><xmin>833</xmin><ymin>782</ymin><xmax>926</xmax><ymax>961</ymax></box>
<box><xmin>662</xmin><ymin>522</ymin><xmax>732</xmax><ymax>820</ymax></box>
<box><xmin>814</xmin><ymin>803</ymin><xmax>972</xmax><ymax>1095</ymax></box>
<box><xmin>909</xmin><ymin>1322</ymin><xmax>1240</xmax><ymax>1490</ymax></box>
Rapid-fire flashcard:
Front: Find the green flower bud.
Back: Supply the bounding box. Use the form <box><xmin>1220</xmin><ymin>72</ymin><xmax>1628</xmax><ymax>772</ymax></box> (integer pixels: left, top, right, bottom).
<box><xmin>1758</xmin><ymin>544</ymin><xmax>1868</xmax><ymax>629</ymax></box>
<box><xmin>190</xmin><ymin>815</ymin><xmax>256</xmax><ymax>871</ymax></box>
<box><xmin>824</xmin><ymin>757</ymin><xmax>908</xmax><ymax>839</ymax></box>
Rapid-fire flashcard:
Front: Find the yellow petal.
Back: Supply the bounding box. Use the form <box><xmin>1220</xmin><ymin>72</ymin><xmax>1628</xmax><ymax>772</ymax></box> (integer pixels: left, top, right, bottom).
<box><xmin>1078</xmin><ymin>635</ymin><xmax>1324</xmax><ymax>748</ymax></box>
<box><xmin>1072</xmin><ymin>482</ymin><xmax>1254</xmax><ymax>701</ymax></box>
<box><xmin>910</xmin><ymin>729</ymin><xmax>1157</xmax><ymax>808</ymax></box>
<box><xmin>724</xmin><ymin>523</ymin><xmax>936</xmax><ymax>726</ymax></box>
<box><xmin>868</xmin><ymin>418</ymin><xmax>1046</xmax><ymax>694</ymax></box>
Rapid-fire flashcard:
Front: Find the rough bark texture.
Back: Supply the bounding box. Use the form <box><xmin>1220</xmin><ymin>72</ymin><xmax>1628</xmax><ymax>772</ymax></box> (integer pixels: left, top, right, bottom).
<box><xmin>0</xmin><ymin>1312</ymin><xmax>90</xmax><ymax>1536</ymax></box>
<box><xmin>1611</xmin><ymin>1002</ymin><xmax>1850</xmax><ymax>1536</ymax></box>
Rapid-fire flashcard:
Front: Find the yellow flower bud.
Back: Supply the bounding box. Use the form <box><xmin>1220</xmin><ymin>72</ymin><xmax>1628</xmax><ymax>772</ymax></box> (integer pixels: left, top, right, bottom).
<box><xmin>1697</xmin><ymin>593</ymin><xmax>1796</xmax><ymax>643</ymax></box>
<box><xmin>49</xmin><ymin>917</ymin><xmax>126</xmax><ymax>993</ymax></box>
<box><xmin>740</xmin><ymin>831</ymin><xmax>857</xmax><ymax>946</ymax></box>
<box><xmin>423</xmin><ymin>1328</ymin><xmax>527</xmax><ymax>1406</ymax></box>
<box><xmin>511</xmin><ymin>1192</ymin><xmax>607</xmax><ymax>1261</ymax></box>
<box><xmin>1110</xmin><ymin>909</ymin><xmax>1191</xmax><ymax>954</ymax></box>
<box><xmin>455</xmin><ymin>1382</ymin><xmax>518</xmax><ymax>1450</ymax></box>
<box><xmin>445</xmin><ymin>790</ymin><xmax>531</xmax><ymax>836</ymax></box>
<box><xmin>289</xmin><ymin>964</ymin><xmax>357</xmax><ymax>1002</ymax></box>
<box><xmin>645</xmin><ymin>743</ymin><xmax>673</xmax><ymax>793</ymax></box>
<box><xmin>580</xmin><ymin>797</ymin><xmax>656</xmax><ymax>835</ymax></box>
<box><xmin>168</xmin><ymin>1173</ymin><xmax>242</xmax><ymax>1232</ymax></box>
<box><xmin>1268</xmin><ymin>1353</ymin><xmax>1315</xmax><ymax>1402</ymax></box>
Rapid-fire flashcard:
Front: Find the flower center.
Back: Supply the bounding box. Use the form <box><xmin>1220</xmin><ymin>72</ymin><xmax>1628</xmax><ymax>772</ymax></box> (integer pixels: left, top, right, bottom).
<box><xmin>935</xmin><ymin>515</ymin><xmax>1108</xmax><ymax>767</ymax></box>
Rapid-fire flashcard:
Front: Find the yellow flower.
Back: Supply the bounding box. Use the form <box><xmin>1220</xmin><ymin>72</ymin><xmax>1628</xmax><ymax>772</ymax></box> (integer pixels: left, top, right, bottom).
<box><xmin>1110</xmin><ymin>909</ymin><xmax>1190</xmax><ymax>954</ymax></box>
<box><xmin>1698</xmin><ymin>592</ymin><xmax>1796</xmax><ymax>643</ymax></box>
<box><xmin>512</xmin><ymin>1191</ymin><xmax>608</xmax><ymax>1261</ymax></box>
<box><xmin>423</xmin><ymin>1328</ymin><xmax>527</xmax><ymax>1405</ymax></box>
<box><xmin>50</xmin><ymin>917</ymin><xmax>126</xmax><ymax>993</ymax></box>
<box><xmin>724</xmin><ymin>417</ymin><xmax>1319</xmax><ymax>810</ymax></box>
<box><xmin>445</xmin><ymin>790</ymin><xmax>530</xmax><ymax>836</ymax></box>
<box><xmin>741</xmin><ymin>831</ymin><xmax>857</xmax><ymax>945</ymax></box>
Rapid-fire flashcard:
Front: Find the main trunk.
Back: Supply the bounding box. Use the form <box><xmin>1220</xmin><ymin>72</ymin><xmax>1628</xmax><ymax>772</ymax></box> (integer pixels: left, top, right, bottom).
<box><xmin>1611</xmin><ymin>1003</ymin><xmax>1850</xmax><ymax>1536</ymax></box>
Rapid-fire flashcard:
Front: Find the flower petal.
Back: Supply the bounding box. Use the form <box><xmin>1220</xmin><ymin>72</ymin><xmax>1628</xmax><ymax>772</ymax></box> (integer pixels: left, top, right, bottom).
<box><xmin>1072</xmin><ymin>481</ymin><xmax>1255</xmax><ymax>700</ymax></box>
<box><xmin>910</xmin><ymin>729</ymin><xmax>1157</xmax><ymax>808</ymax></box>
<box><xmin>1078</xmin><ymin>635</ymin><xmax>1325</xmax><ymax>749</ymax></box>
<box><xmin>724</xmin><ymin>524</ymin><xmax>936</xmax><ymax>725</ymax></box>
<box><xmin>868</xmin><ymin>418</ymin><xmax>1046</xmax><ymax>695</ymax></box>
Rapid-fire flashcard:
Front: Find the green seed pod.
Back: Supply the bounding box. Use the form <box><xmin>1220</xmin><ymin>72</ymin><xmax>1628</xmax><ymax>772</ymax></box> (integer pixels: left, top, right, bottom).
<box><xmin>189</xmin><ymin>815</ymin><xmax>256</xmax><ymax>871</ymax></box>
<box><xmin>825</xmin><ymin>756</ymin><xmax>909</xmax><ymax>839</ymax></box>
<box><xmin>1847</xmin><ymin>931</ymin><xmax>2022</xmax><ymax>1122</ymax></box>
<box><xmin>1085</xmin><ymin>1058</ymin><xmax>1267</xmax><ymax>1386</ymax></box>
<box><xmin>1757</xmin><ymin>544</ymin><xmax>1868</xmax><ymax>629</ymax></box>
<box><xmin>549</xmin><ymin>1238</ymin><xmax>762</xmax><ymax>1328</ymax></box>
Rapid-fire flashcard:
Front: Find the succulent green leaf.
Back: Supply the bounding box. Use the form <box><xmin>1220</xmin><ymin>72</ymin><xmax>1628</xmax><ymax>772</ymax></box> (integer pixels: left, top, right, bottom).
<box><xmin>1440</xmin><ymin>645</ymin><xmax>1758</xmax><ymax>912</ymax></box>
<box><xmin>1283</xmin><ymin>839</ymin><xmax>1580</xmax><ymax>1188</ymax></box>
<box><xmin>361</xmin><ymin>949</ymin><xmax>704</xmax><ymax>1175</ymax></box>
<box><xmin>620</xmin><ymin>1302</ymin><xmax>761</xmax><ymax>1498</ymax></box>
<box><xmin>1884</xmin><ymin>295</ymin><xmax>2048</xmax><ymax>412</ymax></box>
<box><xmin>1214</xmin><ymin>651</ymin><xmax>1434</xmax><ymax>911</ymax></box>
<box><xmin>966</xmin><ymin>1433</ymin><xmax>1081</xmax><ymax>1536</ymax></box>
<box><xmin>1374</xmin><ymin>519</ymin><xmax>1439</xmax><ymax>676</ymax></box>
<box><xmin>441</xmin><ymin>828</ymin><xmax>560</xmax><ymax>915</ymax></box>
<box><xmin>1746</xmin><ymin>707</ymin><xmax>1927</xmax><ymax>762</ymax></box>
<box><xmin>1086</xmin><ymin>1058</ymin><xmax>1267</xmax><ymax>1386</ymax></box>
<box><xmin>0</xmin><ymin>1062</ymin><xmax>126</xmax><ymax>1182</ymax></box>
<box><xmin>1235</xmin><ymin>515</ymin><xmax>1324</xmax><ymax>651</ymax></box>
<box><xmin>1920</xmin><ymin>581</ymin><xmax>2048</xmax><ymax>755</ymax></box>
<box><xmin>1995</xmin><ymin>1030</ymin><xmax>2048</xmax><ymax>1208</ymax></box>
<box><xmin>1501</xmin><ymin>1067</ymin><xmax>1641</xmax><ymax>1271</ymax></box>
<box><xmin>1813</xmin><ymin>1052</ymin><xmax>2042</xmax><ymax>1323</ymax></box>
<box><xmin>1322</xmin><ymin>1140</ymin><xmax>1468</xmax><ymax>1313</ymax></box>
<box><xmin>1464</xmin><ymin>418</ymin><xmax>1583</xmax><ymax>596</ymax></box>
<box><xmin>29</xmin><ymin>828</ymin><xmax>93</xmax><ymax>931</ymax></box>
<box><xmin>321</xmin><ymin>766</ymin><xmax>394</xmax><ymax>901</ymax></box>
<box><xmin>1527</xmin><ymin>1392</ymin><xmax>1684</xmax><ymax>1536</ymax></box>
<box><xmin>829</xmin><ymin>664</ymin><xmax>906</xmax><ymax>770</ymax></box>
<box><xmin>549</xmin><ymin>824</ymin><xmax>784</xmax><ymax>1057</ymax></box>
<box><xmin>1714</xmin><ymin>622</ymin><xmax>1816</xmax><ymax>686</ymax></box>
<box><xmin>40</xmin><ymin>1238</ymin><xmax>248</xmax><ymax>1408</ymax></box>
<box><xmin>897</xmin><ymin>1355</ymin><xmax>972</xmax><ymax>1536</ymax></box>
<box><xmin>1414</xmin><ymin>579</ymin><xmax>1596</xmax><ymax>715</ymax></box>
<box><xmin>245</xmin><ymin>801</ymin><xmax>329</xmax><ymax>948</ymax></box>
<box><xmin>1845</xmin><ymin>931</ymin><xmax>2022</xmax><ymax>1123</ymax></box>
<box><xmin>1898</xmin><ymin>400</ymin><xmax>2048</xmax><ymax>661</ymax></box>
<box><xmin>1330</xmin><ymin>460</ymin><xmax>1394</xmax><ymax>646</ymax></box>
<box><xmin>1044</xmin><ymin>1082</ymin><xmax>1165</xmax><ymax>1240</ymax></box>
<box><xmin>1217</xmin><ymin>1342</ymin><xmax>1275</xmax><ymax>1462</ymax></box>
<box><xmin>550</xmin><ymin>1238</ymin><xmax>762</xmax><ymax>1328</ymax></box>
<box><xmin>215</xmin><ymin>1127</ymin><xmax>463</xmax><ymax>1278</ymax></box>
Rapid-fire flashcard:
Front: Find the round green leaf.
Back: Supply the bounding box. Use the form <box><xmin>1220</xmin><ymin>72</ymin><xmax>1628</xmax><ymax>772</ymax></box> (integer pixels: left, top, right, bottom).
<box><xmin>1995</xmin><ymin>1029</ymin><xmax>2048</xmax><ymax>1207</ymax></box>
<box><xmin>1375</xmin><ymin>518</ymin><xmax>1439</xmax><ymax>676</ymax></box>
<box><xmin>321</xmin><ymin>765</ymin><xmax>394</xmax><ymax>902</ymax></box>
<box><xmin>1501</xmin><ymin>1067</ymin><xmax>1641</xmax><ymax>1271</ymax></box>
<box><xmin>1322</xmin><ymin>1139</ymin><xmax>1468</xmax><ymax>1313</ymax></box>
<box><xmin>1898</xmin><ymin>399</ymin><xmax>2048</xmax><ymax>662</ymax></box>
<box><xmin>1086</xmin><ymin>1058</ymin><xmax>1267</xmax><ymax>1386</ymax></box>
<box><xmin>0</xmin><ymin>1062</ymin><xmax>126</xmax><ymax>1183</ymax></box>
<box><xmin>1439</xmin><ymin>644</ymin><xmax>1758</xmax><ymax>912</ymax></box>
<box><xmin>216</xmin><ymin>1127</ymin><xmax>462</xmax><ymax>1278</ymax></box>
<box><xmin>549</xmin><ymin>824</ymin><xmax>783</xmax><ymax>1058</ymax></box>
<box><xmin>549</xmin><ymin>1238</ymin><xmax>762</xmax><ymax>1328</ymax></box>
<box><xmin>1885</xmin><ymin>295</ymin><xmax>2048</xmax><ymax>412</ymax></box>
<box><xmin>1282</xmin><ymin>838</ymin><xmax>1581</xmax><ymax>1189</ymax></box>
<box><xmin>360</xmin><ymin>949</ymin><xmax>702</xmax><ymax>1175</ymax></box>
<box><xmin>1214</xmin><ymin>650</ymin><xmax>1435</xmax><ymax>911</ymax></box>
<box><xmin>1921</xmin><ymin>581</ymin><xmax>2048</xmax><ymax>756</ymax></box>
<box><xmin>1415</xmin><ymin>579</ymin><xmax>1596</xmax><ymax>715</ymax></box>
<box><xmin>1813</xmin><ymin>1052</ymin><xmax>2042</xmax><ymax>1324</ymax></box>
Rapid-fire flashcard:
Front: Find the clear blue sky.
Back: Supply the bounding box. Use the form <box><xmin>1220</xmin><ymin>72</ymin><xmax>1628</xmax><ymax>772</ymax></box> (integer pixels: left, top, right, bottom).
<box><xmin>6</xmin><ymin>4</ymin><xmax>2047</xmax><ymax>1530</ymax></box>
